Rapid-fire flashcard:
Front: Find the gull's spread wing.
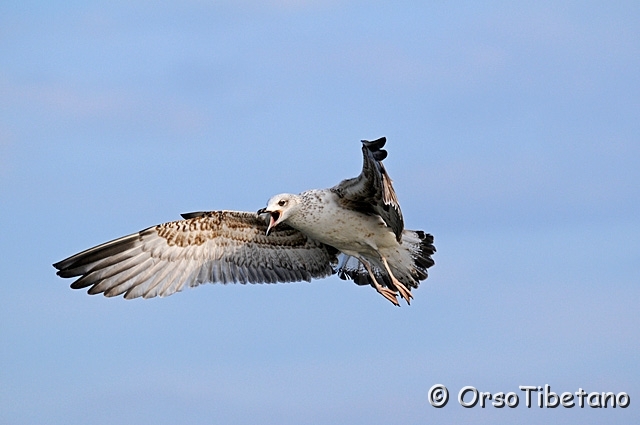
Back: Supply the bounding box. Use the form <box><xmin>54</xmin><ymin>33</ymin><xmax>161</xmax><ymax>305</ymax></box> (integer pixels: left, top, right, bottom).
<box><xmin>53</xmin><ymin>211</ymin><xmax>338</xmax><ymax>299</ymax></box>
<box><xmin>331</xmin><ymin>137</ymin><xmax>404</xmax><ymax>240</ymax></box>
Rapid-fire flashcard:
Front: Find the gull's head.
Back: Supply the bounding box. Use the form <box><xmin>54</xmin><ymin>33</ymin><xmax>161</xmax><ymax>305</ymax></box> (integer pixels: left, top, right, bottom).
<box><xmin>257</xmin><ymin>193</ymin><xmax>300</xmax><ymax>236</ymax></box>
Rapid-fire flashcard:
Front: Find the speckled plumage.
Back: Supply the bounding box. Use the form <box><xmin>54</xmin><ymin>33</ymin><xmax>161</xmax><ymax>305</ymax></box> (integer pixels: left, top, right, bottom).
<box><xmin>262</xmin><ymin>139</ymin><xmax>435</xmax><ymax>304</ymax></box>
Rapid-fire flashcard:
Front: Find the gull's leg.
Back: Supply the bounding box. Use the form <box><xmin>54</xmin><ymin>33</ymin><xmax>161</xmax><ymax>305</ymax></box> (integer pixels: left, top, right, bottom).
<box><xmin>359</xmin><ymin>258</ymin><xmax>399</xmax><ymax>306</ymax></box>
<box><xmin>380</xmin><ymin>256</ymin><xmax>413</xmax><ymax>305</ymax></box>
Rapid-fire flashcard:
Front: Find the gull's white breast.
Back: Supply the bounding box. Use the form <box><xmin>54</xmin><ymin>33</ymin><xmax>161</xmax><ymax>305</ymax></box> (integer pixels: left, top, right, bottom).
<box><xmin>286</xmin><ymin>190</ymin><xmax>399</xmax><ymax>257</ymax></box>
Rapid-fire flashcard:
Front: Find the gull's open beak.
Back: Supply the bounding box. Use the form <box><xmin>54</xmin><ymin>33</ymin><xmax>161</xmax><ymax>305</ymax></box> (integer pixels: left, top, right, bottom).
<box><xmin>257</xmin><ymin>208</ymin><xmax>278</xmax><ymax>236</ymax></box>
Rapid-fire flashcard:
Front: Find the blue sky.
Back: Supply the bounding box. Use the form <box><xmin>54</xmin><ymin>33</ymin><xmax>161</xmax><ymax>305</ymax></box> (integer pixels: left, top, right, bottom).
<box><xmin>1</xmin><ymin>1</ymin><xmax>638</xmax><ymax>424</ymax></box>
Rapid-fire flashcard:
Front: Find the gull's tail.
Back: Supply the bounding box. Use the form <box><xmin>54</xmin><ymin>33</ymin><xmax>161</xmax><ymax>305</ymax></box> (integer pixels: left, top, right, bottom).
<box><xmin>335</xmin><ymin>229</ymin><xmax>435</xmax><ymax>290</ymax></box>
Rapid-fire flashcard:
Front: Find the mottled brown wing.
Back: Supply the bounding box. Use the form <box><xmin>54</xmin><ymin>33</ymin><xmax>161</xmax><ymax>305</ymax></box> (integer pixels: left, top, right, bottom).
<box><xmin>330</xmin><ymin>138</ymin><xmax>404</xmax><ymax>240</ymax></box>
<box><xmin>53</xmin><ymin>211</ymin><xmax>338</xmax><ymax>299</ymax></box>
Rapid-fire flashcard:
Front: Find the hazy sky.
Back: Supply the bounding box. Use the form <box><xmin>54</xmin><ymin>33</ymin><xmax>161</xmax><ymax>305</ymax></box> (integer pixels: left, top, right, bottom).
<box><xmin>1</xmin><ymin>1</ymin><xmax>638</xmax><ymax>424</ymax></box>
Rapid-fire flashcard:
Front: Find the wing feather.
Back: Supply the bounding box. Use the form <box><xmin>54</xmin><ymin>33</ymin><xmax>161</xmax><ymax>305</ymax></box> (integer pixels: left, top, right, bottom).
<box><xmin>53</xmin><ymin>210</ymin><xmax>338</xmax><ymax>299</ymax></box>
<box><xmin>331</xmin><ymin>137</ymin><xmax>404</xmax><ymax>240</ymax></box>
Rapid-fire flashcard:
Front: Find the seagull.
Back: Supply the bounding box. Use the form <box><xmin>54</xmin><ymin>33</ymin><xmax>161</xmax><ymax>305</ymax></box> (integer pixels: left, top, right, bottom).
<box><xmin>53</xmin><ymin>137</ymin><xmax>435</xmax><ymax>305</ymax></box>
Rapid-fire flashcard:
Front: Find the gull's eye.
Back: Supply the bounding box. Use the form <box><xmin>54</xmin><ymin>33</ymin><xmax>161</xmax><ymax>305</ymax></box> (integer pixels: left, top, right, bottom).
<box><xmin>278</xmin><ymin>199</ymin><xmax>287</xmax><ymax>207</ymax></box>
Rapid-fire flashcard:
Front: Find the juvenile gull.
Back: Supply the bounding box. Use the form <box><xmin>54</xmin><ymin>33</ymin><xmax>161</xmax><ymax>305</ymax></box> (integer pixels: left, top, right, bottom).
<box><xmin>53</xmin><ymin>138</ymin><xmax>435</xmax><ymax>305</ymax></box>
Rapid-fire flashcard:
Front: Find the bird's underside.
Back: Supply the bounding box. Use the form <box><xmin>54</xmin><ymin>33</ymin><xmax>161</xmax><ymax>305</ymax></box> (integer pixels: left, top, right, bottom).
<box><xmin>53</xmin><ymin>137</ymin><xmax>436</xmax><ymax>305</ymax></box>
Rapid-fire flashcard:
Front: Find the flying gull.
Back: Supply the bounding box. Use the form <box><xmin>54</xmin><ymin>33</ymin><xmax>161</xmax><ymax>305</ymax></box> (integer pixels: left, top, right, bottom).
<box><xmin>53</xmin><ymin>138</ymin><xmax>435</xmax><ymax>305</ymax></box>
